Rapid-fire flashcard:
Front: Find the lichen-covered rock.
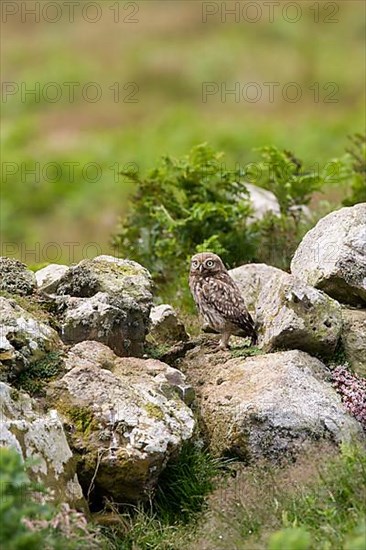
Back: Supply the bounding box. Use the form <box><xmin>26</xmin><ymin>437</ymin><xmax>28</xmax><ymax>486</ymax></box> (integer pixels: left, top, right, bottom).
<box><xmin>64</xmin><ymin>340</ymin><xmax>116</xmax><ymax>371</ymax></box>
<box><xmin>111</xmin><ymin>354</ymin><xmax>195</xmax><ymax>406</ymax></box>
<box><xmin>256</xmin><ymin>270</ymin><xmax>342</xmax><ymax>356</ymax></box>
<box><xmin>56</xmin><ymin>255</ymin><xmax>151</xmax><ymax>298</ymax></box>
<box><xmin>57</xmin><ymin>291</ymin><xmax>149</xmax><ymax>357</ymax></box>
<box><xmin>291</xmin><ymin>204</ymin><xmax>366</xmax><ymax>306</ymax></box>
<box><xmin>341</xmin><ymin>308</ymin><xmax>366</xmax><ymax>377</ymax></box>
<box><xmin>0</xmin><ymin>296</ymin><xmax>63</xmax><ymax>381</ymax></box>
<box><xmin>229</xmin><ymin>263</ymin><xmax>284</xmax><ymax>314</ymax></box>
<box><xmin>0</xmin><ymin>257</ymin><xmax>36</xmax><ymax>296</ymax></box>
<box><xmin>229</xmin><ymin>264</ymin><xmax>342</xmax><ymax>356</ymax></box>
<box><xmin>149</xmin><ymin>304</ymin><xmax>189</xmax><ymax>344</ymax></box>
<box><xmin>48</xmin><ymin>341</ymin><xmax>195</xmax><ymax>503</ymax></box>
<box><xmin>64</xmin><ymin>342</ymin><xmax>194</xmax><ymax>404</ymax></box>
<box><xmin>54</xmin><ymin>255</ymin><xmax>153</xmax><ymax>357</ymax></box>
<box><xmin>35</xmin><ymin>263</ymin><xmax>68</xmax><ymax>294</ymax></box>
<box><xmin>0</xmin><ymin>382</ymin><xmax>86</xmax><ymax>509</ymax></box>
<box><xmin>179</xmin><ymin>348</ymin><xmax>363</xmax><ymax>461</ymax></box>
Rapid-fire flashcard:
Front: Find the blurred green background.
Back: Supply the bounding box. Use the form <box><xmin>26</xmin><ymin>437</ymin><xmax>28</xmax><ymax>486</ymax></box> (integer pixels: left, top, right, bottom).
<box><xmin>1</xmin><ymin>0</ymin><xmax>365</xmax><ymax>264</ymax></box>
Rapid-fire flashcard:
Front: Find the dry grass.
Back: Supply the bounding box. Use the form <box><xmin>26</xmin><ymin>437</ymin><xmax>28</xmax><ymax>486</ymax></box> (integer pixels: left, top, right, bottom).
<box><xmin>187</xmin><ymin>443</ymin><xmax>340</xmax><ymax>550</ymax></box>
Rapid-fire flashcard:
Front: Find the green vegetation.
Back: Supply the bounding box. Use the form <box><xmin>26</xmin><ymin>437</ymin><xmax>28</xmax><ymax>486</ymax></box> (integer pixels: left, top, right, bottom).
<box><xmin>113</xmin><ymin>144</ymin><xmax>316</xmax><ymax>283</ymax></box>
<box><xmin>2</xmin><ymin>5</ymin><xmax>365</xmax><ymax>549</ymax></box>
<box><xmin>264</xmin><ymin>445</ymin><xmax>366</xmax><ymax>550</ymax></box>
<box><xmin>15</xmin><ymin>352</ymin><xmax>64</xmax><ymax>396</ymax></box>
<box><xmin>113</xmin><ymin>143</ymin><xmax>253</xmax><ymax>281</ymax></box>
<box><xmin>67</xmin><ymin>405</ymin><xmax>98</xmax><ymax>435</ymax></box>
<box><xmin>268</xmin><ymin>527</ymin><xmax>312</xmax><ymax>550</ymax></box>
<box><xmin>0</xmin><ymin>290</ymin><xmax>51</xmax><ymax>324</ymax></box>
<box><xmin>144</xmin><ymin>342</ymin><xmax>172</xmax><ymax>360</ymax></box>
<box><xmin>0</xmin><ymin>448</ymin><xmax>102</xmax><ymax>550</ymax></box>
<box><xmin>230</xmin><ymin>344</ymin><xmax>263</xmax><ymax>359</ymax></box>
<box><xmin>343</xmin><ymin>133</ymin><xmax>366</xmax><ymax>206</ymax></box>
<box><xmin>113</xmin><ymin>139</ymin><xmax>363</xmax><ymax>302</ymax></box>
<box><xmin>247</xmin><ymin>146</ymin><xmax>323</xmax><ymax>213</ymax></box>
<box><xmin>154</xmin><ymin>442</ymin><xmax>228</xmax><ymax>524</ymax></box>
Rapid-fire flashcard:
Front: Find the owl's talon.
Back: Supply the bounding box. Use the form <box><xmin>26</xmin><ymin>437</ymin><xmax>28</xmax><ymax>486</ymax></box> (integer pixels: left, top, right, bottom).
<box><xmin>204</xmin><ymin>339</ymin><xmax>231</xmax><ymax>353</ymax></box>
<box><xmin>204</xmin><ymin>338</ymin><xmax>220</xmax><ymax>349</ymax></box>
<box><xmin>219</xmin><ymin>343</ymin><xmax>231</xmax><ymax>351</ymax></box>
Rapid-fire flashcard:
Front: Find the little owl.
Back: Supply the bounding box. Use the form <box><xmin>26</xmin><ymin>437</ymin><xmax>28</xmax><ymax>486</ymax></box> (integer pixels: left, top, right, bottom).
<box><xmin>189</xmin><ymin>252</ymin><xmax>257</xmax><ymax>350</ymax></box>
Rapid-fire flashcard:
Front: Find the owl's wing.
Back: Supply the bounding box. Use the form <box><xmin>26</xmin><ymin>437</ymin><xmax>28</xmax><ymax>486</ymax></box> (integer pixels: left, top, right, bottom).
<box><xmin>201</xmin><ymin>277</ymin><xmax>255</xmax><ymax>335</ymax></box>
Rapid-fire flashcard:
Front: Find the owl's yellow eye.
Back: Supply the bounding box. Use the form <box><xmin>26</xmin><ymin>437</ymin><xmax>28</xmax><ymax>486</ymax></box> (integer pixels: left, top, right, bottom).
<box><xmin>206</xmin><ymin>260</ymin><xmax>215</xmax><ymax>268</ymax></box>
<box><xmin>191</xmin><ymin>260</ymin><xmax>199</xmax><ymax>269</ymax></box>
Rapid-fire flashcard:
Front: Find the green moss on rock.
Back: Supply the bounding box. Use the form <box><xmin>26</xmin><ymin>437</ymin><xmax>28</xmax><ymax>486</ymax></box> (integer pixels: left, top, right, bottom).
<box><xmin>93</xmin><ymin>259</ymin><xmax>143</xmax><ymax>278</ymax></box>
<box><xmin>15</xmin><ymin>352</ymin><xmax>64</xmax><ymax>397</ymax></box>
<box><xmin>67</xmin><ymin>405</ymin><xmax>98</xmax><ymax>435</ymax></box>
<box><xmin>0</xmin><ymin>290</ymin><xmax>52</xmax><ymax>325</ymax></box>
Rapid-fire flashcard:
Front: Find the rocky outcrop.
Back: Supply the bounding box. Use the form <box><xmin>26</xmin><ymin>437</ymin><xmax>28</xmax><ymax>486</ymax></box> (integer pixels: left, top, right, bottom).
<box><xmin>0</xmin><ymin>382</ymin><xmax>85</xmax><ymax>510</ymax></box>
<box><xmin>1</xmin><ymin>209</ymin><xmax>364</xmax><ymax>515</ymax></box>
<box><xmin>48</xmin><ymin>341</ymin><xmax>195</xmax><ymax>504</ymax></box>
<box><xmin>180</xmin><ymin>348</ymin><xmax>363</xmax><ymax>461</ymax></box>
<box><xmin>291</xmin><ymin>204</ymin><xmax>366</xmax><ymax>306</ymax></box>
<box><xmin>149</xmin><ymin>304</ymin><xmax>189</xmax><ymax>345</ymax></box>
<box><xmin>35</xmin><ymin>263</ymin><xmax>68</xmax><ymax>294</ymax></box>
<box><xmin>54</xmin><ymin>255</ymin><xmax>153</xmax><ymax>357</ymax></box>
<box><xmin>0</xmin><ymin>257</ymin><xmax>36</xmax><ymax>296</ymax></box>
<box><xmin>0</xmin><ymin>296</ymin><xmax>63</xmax><ymax>382</ymax></box>
<box><xmin>341</xmin><ymin>308</ymin><xmax>366</xmax><ymax>377</ymax></box>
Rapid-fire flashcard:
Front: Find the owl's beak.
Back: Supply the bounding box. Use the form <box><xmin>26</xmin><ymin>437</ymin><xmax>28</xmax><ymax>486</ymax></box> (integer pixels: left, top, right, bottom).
<box><xmin>199</xmin><ymin>264</ymin><xmax>203</xmax><ymax>272</ymax></box>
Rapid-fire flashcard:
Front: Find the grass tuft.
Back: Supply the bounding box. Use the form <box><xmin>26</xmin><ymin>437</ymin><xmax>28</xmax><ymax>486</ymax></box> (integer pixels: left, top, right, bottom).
<box><xmin>15</xmin><ymin>351</ymin><xmax>64</xmax><ymax>397</ymax></box>
<box><xmin>100</xmin><ymin>442</ymin><xmax>231</xmax><ymax>549</ymax></box>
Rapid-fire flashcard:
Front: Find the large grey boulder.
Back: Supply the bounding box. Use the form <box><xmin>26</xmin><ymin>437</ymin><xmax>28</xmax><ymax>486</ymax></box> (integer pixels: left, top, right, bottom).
<box><xmin>0</xmin><ymin>296</ymin><xmax>62</xmax><ymax>381</ymax></box>
<box><xmin>0</xmin><ymin>382</ymin><xmax>85</xmax><ymax>509</ymax></box>
<box><xmin>0</xmin><ymin>257</ymin><xmax>36</xmax><ymax>296</ymax></box>
<box><xmin>149</xmin><ymin>304</ymin><xmax>189</xmax><ymax>345</ymax></box>
<box><xmin>180</xmin><ymin>348</ymin><xmax>363</xmax><ymax>461</ymax></box>
<box><xmin>54</xmin><ymin>255</ymin><xmax>153</xmax><ymax>357</ymax></box>
<box><xmin>229</xmin><ymin>263</ymin><xmax>284</xmax><ymax>315</ymax></box>
<box><xmin>63</xmin><ymin>341</ymin><xmax>194</xmax><ymax>404</ymax></box>
<box><xmin>35</xmin><ymin>263</ymin><xmax>68</xmax><ymax>294</ymax></box>
<box><xmin>230</xmin><ymin>264</ymin><xmax>342</xmax><ymax>357</ymax></box>
<box><xmin>48</xmin><ymin>341</ymin><xmax>195</xmax><ymax>504</ymax></box>
<box><xmin>256</xmin><ymin>270</ymin><xmax>342</xmax><ymax>356</ymax></box>
<box><xmin>291</xmin><ymin>204</ymin><xmax>366</xmax><ymax>306</ymax></box>
<box><xmin>341</xmin><ymin>308</ymin><xmax>366</xmax><ymax>377</ymax></box>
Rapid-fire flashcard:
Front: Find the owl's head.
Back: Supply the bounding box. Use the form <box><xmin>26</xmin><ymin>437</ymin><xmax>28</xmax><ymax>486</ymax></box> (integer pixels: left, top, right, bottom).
<box><xmin>189</xmin><ymin>252</ymin><xmax>227</xmax><ymax>276</ymax></box>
